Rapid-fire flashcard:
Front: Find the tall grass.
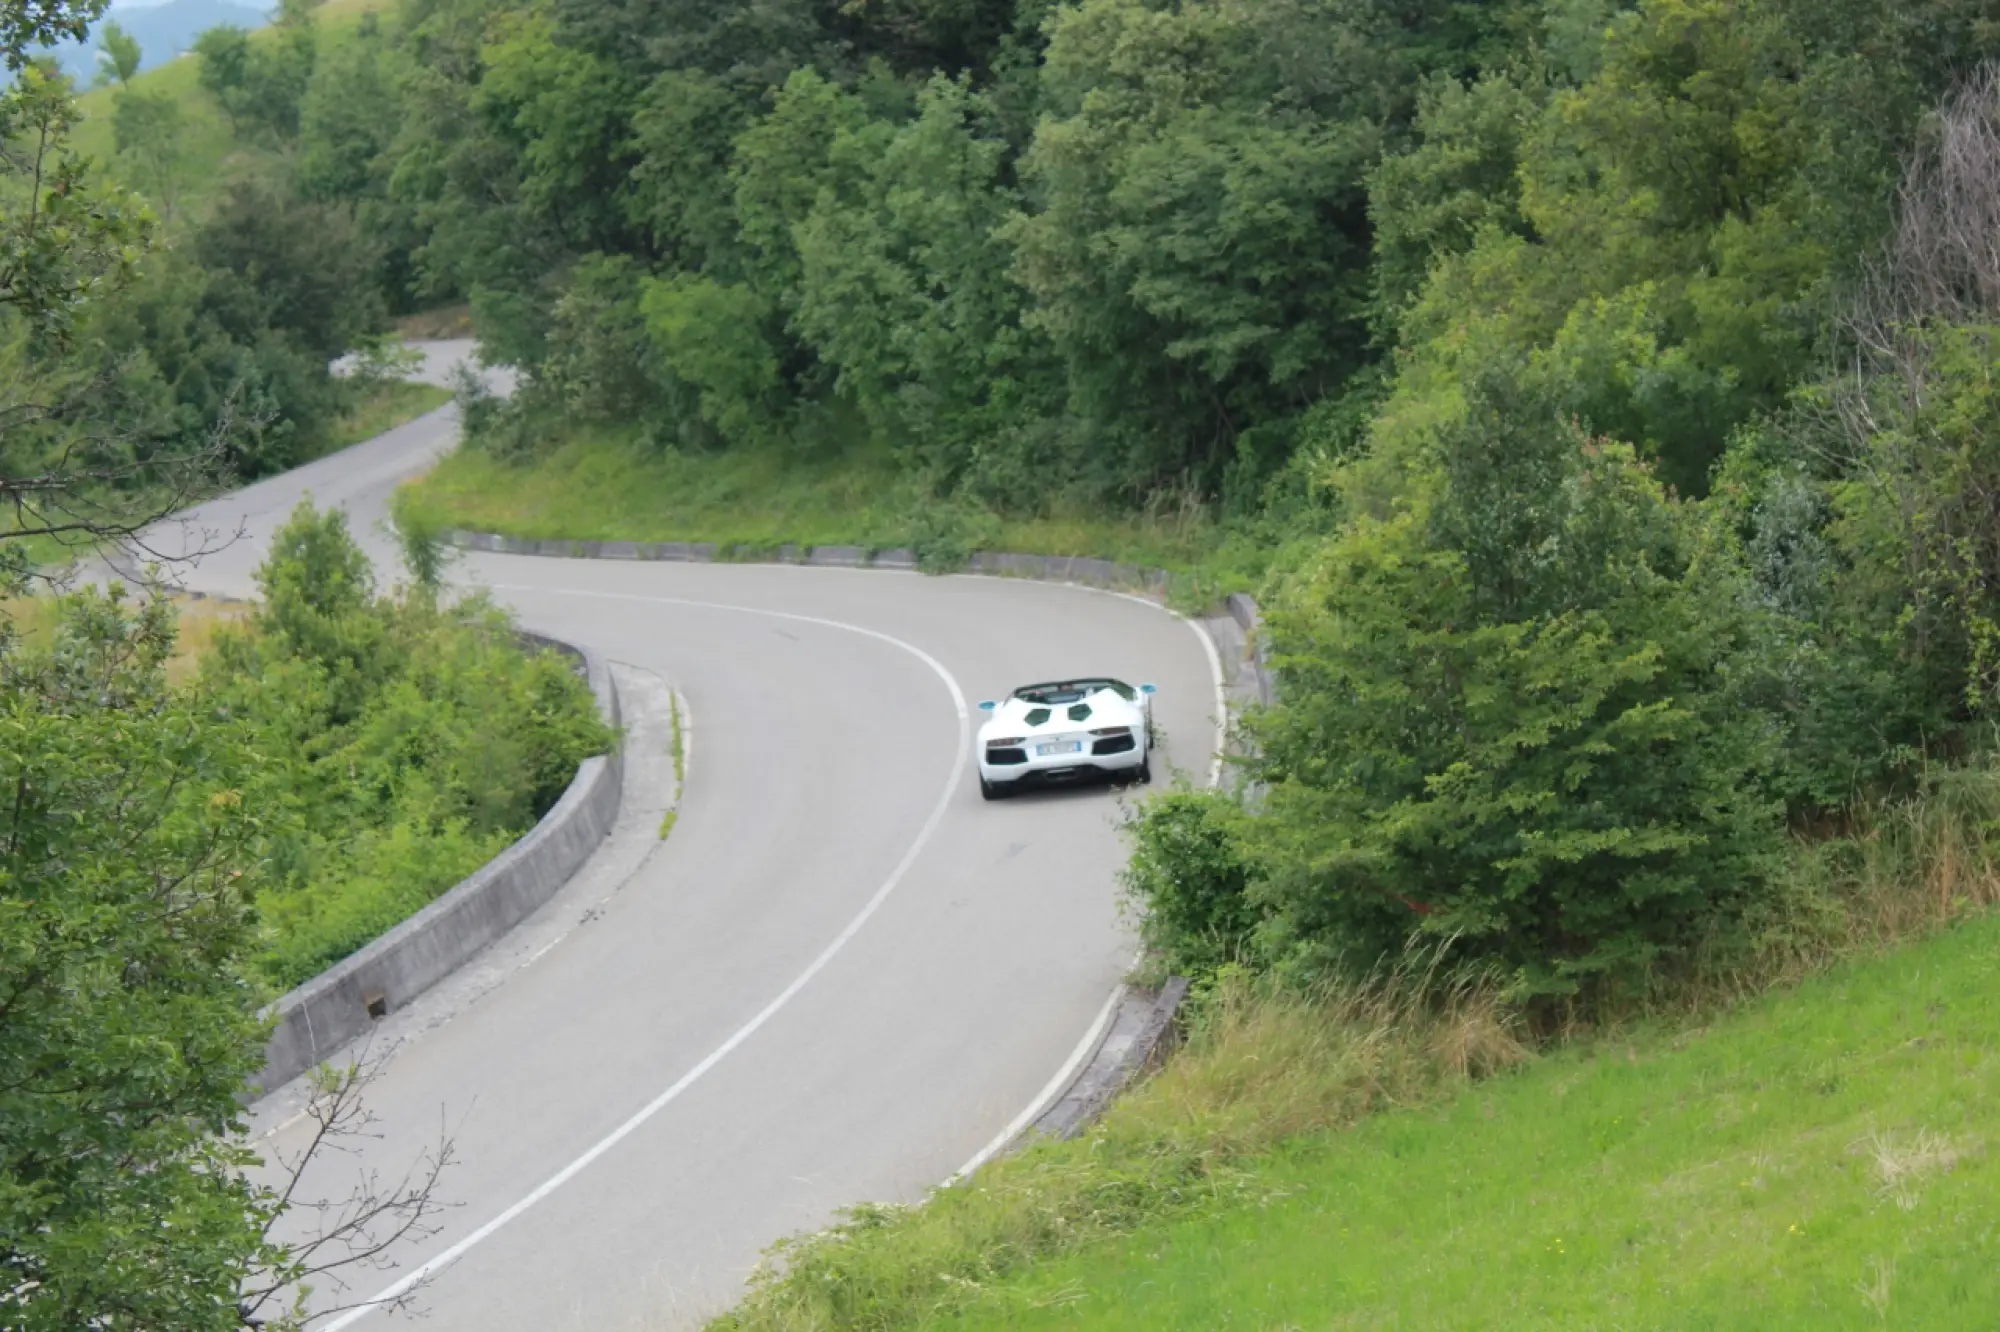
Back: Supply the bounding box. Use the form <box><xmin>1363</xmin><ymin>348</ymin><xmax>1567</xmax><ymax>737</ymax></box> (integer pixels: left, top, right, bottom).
<box><xmin>1718</xmin><ymin>758</ymin><xmax>2000</xmax><ymax>999</ymax></box>
<box><xmin>1</xmin><ymin>593</ymin><xmax>246</xmax><ymax>686</ymax></box>
<box><xmin>709</xmin><ymin>758</ymin><xmax>2000</xmax><ymax>1332</ymax></box>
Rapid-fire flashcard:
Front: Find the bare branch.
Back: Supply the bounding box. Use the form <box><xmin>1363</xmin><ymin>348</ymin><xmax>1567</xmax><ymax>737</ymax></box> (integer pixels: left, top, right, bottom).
<box><xmin>238</xmin><ymin>1054</ymin><xmax>460</xmax><ymax>1329</ymax></box>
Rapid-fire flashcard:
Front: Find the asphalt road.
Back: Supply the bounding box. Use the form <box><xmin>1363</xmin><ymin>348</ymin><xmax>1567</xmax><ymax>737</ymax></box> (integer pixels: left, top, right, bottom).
<box><xmin>126</xmin><ymin>346</ymin><xmax>1224</xmax><ymax>1330</ymax></box>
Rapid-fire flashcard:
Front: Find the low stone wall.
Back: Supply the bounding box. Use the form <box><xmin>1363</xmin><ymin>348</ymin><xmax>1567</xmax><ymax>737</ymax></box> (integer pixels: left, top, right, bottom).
<box><xmin>1223</xmin><ymin>591</ymin><xmax>1277</xmax><ymax>706</ymax></box>
<box><xmin>252</xmin><ymin>634</ymin><xmax>623</xmax><ymax>1094</ymax></box>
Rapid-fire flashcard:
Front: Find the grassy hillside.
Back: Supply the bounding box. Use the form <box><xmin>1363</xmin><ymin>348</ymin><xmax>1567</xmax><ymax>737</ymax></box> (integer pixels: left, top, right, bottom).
<box><xmin>69</xmin><ymin>0</ymin><xmax>395</xmax><ymax>220</ymax></box>
<box><xmin>949</xmin><ymin>921</ymin><xmax>2000</xmax><ymax>1330</ymax></box>
<box><xmin>715</xmin><ymin>904</ymin><xmax>2000</xmax><ymax>1331</ymax></box>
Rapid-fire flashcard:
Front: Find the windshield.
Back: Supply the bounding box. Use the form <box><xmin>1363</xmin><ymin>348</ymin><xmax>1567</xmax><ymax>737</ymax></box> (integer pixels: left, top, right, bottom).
<box><xmin>1012</xmin><ymin>678</ymin><xmax>1134</xmax><ymax>705</ymax></box>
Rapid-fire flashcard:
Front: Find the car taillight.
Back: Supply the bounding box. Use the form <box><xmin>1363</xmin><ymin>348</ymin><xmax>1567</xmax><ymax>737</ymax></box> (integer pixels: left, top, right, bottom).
<box><xmin>988</xmin><ymin>737</ymin><xmax>1025</xmax><ymax>747</ymax></box>
<box><xmin>1089</xmin><ymin>726</ymin><xmax>1131</xmax><ymax>737</ymax></box>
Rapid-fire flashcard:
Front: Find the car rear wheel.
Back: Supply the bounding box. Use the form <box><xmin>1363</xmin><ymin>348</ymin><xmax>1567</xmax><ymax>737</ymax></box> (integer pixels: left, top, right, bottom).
<box><xmin>980</xmin><ymin>775</ymin><xmax>1005</xmax><ymax>801</ymax></box>
<box><xmin>1137</xmin><ymin>757</ymin><xmax>1153</xmax><ymax>785</ymax></box>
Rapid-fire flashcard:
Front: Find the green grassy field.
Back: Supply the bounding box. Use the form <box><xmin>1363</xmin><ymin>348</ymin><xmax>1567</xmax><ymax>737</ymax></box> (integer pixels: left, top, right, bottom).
<box><xmin>713</xmin><ymin>911</ymin><xmax>2000</xmax><ymax>1332</ymax></box>
<box><xmin>400</xmin><ymin>428</ymin><xmax>1274</xmax><ymax>598</ymax></box>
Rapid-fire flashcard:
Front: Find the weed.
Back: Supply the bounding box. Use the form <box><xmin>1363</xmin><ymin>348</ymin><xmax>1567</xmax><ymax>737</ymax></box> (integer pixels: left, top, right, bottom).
<box><xmin>670</xmin><ymin>692</ymin><xmax>685</xmax><ymax>791</ymax></box>
<box><xmin>1864</xmin><ymin>1128</ymin><xmax>1963</xmax><ymax>1209</ymax></box>
<box><xmin>713</xmin><ymin>966</ymin><xmax>1524</xmax><ymax>1331</ymax></box>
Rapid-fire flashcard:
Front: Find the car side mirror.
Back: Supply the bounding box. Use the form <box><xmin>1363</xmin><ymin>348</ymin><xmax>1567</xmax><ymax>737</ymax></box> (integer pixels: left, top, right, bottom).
<box><xmin>1139</xmin><ymin>682</ymin><xmax>1157</xmax><ymax>695</ymax></box>
<box><xmin>977</xmin><ymin>700</ymin><xmax>997</xmax><ymax>711</ymax></box>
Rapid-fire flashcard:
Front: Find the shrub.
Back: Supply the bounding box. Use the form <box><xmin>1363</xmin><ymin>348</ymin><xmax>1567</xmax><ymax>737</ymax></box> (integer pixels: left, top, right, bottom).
<box><xmin>1122</xmin><ymin>789</ymin><xmax>1261</xmax><ymax>977</ymax></box>
<box><xmin>204</xmin><ymin>501</ymin><xmax>613</xmax><ymax>986</ymax></box>
<box><xmin>1245</xmin><ymin>369</ymin><xmax>1784</xmax><ymax>999</ymax></box>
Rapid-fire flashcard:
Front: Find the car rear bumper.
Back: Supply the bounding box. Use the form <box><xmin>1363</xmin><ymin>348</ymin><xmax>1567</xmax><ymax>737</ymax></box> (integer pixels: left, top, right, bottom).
<box><xmin>979</xmin><ymin>745</ymin><xmax>1146</xmax><ymax>787</ymax></box>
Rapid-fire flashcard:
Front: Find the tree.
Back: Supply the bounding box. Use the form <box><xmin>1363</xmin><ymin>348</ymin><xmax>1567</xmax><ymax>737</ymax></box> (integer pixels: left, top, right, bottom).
<box><xmin>1003</xmin><ymin>0</ymin><xmax>1410</xmax><ymax>496</ymax></box>
<box><xmin>1246</xmin><ymin>364</ymin><xmax>1781</xmax><ymax>997</ymax></box>
<box><xmin>195</xmin><ymin>0</ymin><xmax>319</xmax><ymax>144</ymax></box>
<box><xmin>791</xmin><ymin>74</ymin><xmax>1054</xmax><ymax>478</ymax></box>
<box><xmin>1</xmin><ymin>66</ymin><xmax>152</xmax><ymax>345</ymax></box>
<box><xmin>0</xmin><ymin>591</ymin><xmax>278</xmax><ymax>1330</ymax></box>
<box><xmin>0</xmin><ymin>0</ymin><xmax>107</xmax><ymax>69</ymax></box>
<box><xmin>196</xmin><ymin>177</ymin><xmax>383</xmax><ymax>365</ymax></box>
<box><xmin>92</xmin><ymin>16</ymin><xmax>138</xmax><ymax>84</ymax></box>
<box><xmin>113</xmin><ymin>85</ymin><xmax>184</xmax><ymax>217</ymax></box>
<box><xmin>1</xmin><ymin>62</ymin><xmax>243</xmax><ymax>590</ymax></box>
<box><xmin>0</xmin><ymin>590</ymin><xmax>453</xmax><ymax>1330</ymax></box>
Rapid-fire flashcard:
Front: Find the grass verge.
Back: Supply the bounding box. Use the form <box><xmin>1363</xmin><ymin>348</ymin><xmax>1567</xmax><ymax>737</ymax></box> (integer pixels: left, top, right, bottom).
<box><xmin>712</xmin><ymin>969</ymin><xmax>1527</xmax><ymax>1331</ymax></box>
<box><xmin>395</xmin><ymin>303</ymin><xmax>474</xmax><ymax>340</ymax></box>
<box><xmin>710</xmin><ymin>765</ymin><xmax>2000</xmax><ymax>1332</ymax></box>
<box><xmin>398</xmin><ymin>427</ymin><xmax>1275</xmax><ymax>599</ymax></box>
<box><xmin>322</xmin><ymin>380</ymin><xmax>452</xmax><ymax>454</ymax></box>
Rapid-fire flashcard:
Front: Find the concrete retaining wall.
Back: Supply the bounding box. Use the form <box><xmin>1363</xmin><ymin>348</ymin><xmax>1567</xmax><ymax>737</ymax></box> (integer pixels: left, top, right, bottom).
<box><xmin>445</xmin><ymin>530</ymin><xmax>1171</xmax><ymax>592</ymax></box>
<box><xmin>252</xmin><ymin>633</ymin><xmax>623</xmax><ymax>1094</ymax></box>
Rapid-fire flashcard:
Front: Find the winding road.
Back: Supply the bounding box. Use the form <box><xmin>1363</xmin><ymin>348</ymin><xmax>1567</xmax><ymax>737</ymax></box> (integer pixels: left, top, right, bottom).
<box><xmin>120</xmin><ymin>343</ymin><xmax>1224</xmax><ymax>1329</ymax></box>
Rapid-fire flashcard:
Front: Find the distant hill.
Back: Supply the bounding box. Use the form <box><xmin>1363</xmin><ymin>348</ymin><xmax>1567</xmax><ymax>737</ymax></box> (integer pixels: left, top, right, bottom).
<box><xmin>40</xmin><ymin>0</ymin><xmax>271</xmax><ymax>84</ymax></box>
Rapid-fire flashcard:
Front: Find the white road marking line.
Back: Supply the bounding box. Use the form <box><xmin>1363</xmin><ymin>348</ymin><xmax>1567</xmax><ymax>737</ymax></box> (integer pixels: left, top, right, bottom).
<box><xmin>944</xmin><ymin>979</ymin><xmax>1125</xmax><ymax>1185</ymax></box>
<box><xmin>322</xmin><ymin>589</ymin><xmax>968</xmax><ymax>1329</ymax></box>
<box><xmin>674</xmin><ymin>686</ymin><xmax>692</xmax><ymax>805</ymax></box>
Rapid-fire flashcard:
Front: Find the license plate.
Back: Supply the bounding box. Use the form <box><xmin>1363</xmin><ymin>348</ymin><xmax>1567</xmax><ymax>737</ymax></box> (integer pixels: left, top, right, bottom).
<box><xmin>1037</xmin><ymin>741</ymin><xmax>1082</xmax><ymax>756</ymax></box>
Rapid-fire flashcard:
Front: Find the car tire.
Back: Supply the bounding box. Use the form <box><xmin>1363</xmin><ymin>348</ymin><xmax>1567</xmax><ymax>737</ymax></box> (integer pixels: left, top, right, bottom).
<box><xmin>980</xmin><ymin>775</ymin><xmax>1003</xmax><ymax>801</ymax></box>
<box><xmin>1137</xmin><ymin>757</ymin><xmax>1153</xmax><ymax>785</ymax></box>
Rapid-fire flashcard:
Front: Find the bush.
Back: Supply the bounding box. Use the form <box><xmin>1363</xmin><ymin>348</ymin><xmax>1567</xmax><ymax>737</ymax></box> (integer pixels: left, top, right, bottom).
<box><xmin>203</xmin><ymin>500</ymin><xmax>614</xmax><ymax>986</ymax></box>
<box><xmin>1122</xmin><ymin>789</ymin><xmax>1260</xmax><ymax>977</ymax></box>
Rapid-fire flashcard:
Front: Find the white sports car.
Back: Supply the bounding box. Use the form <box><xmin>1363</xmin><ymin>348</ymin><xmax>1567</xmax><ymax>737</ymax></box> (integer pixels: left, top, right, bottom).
<box><xmin>975</xmin><ymin>677</ymin><xmax>1156</xmax><ymax>800</ymax></box>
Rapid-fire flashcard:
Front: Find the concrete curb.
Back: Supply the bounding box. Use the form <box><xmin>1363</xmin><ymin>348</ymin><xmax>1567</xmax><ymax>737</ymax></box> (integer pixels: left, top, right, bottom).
<box><xmin>1018</xmin><ymin>977</ymin><xmax>1192</xmax><ymax>1147</ymax></box>
<box><xmin>250</xmin><ymin>630</ymin><xmax>624</xmax><ymax>1094</ymax></box>
<box><xmin>443</xmin><ymin>529</ymin><xmax>1168</xmax><ymax>591</ymax></box>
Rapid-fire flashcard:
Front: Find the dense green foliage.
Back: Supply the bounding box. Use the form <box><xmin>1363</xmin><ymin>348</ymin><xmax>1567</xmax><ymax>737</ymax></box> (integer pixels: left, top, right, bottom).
<box><xmin>0</xmin><ymin>591</ymin><xmax>286</xmax><ymax>1330</ymax></box>
<box><xmin>210</xmin><ymin>500</ymin><xmax>611</xmax><ymax>986</ymax></box>
<box><xmin>3</xmin><ymin>3</ymin><xmax>435</xmax><ymax>570</ymax></box>
<box><xmin>1112</xmin><ymin>1</ymin><xmax>2000</xmax><ymax>1002</ymax></box>
<box><xmin>181</xmin><ymin>0</ymin><xmax>1537</xmax><ymax>501</ymax></box>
